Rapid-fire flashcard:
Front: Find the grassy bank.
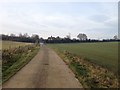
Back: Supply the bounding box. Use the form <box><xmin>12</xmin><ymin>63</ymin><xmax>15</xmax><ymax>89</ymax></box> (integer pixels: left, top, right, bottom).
<box><xmin>51</xmin><ymin>48</ymin><xmax>118</xmax><ymax>88</ymax></box>
<box><xmin>48</xmin><ymin>42</ymin><xmax>118</xmax><ymax>73</ymax></box>
<box><xmin>2</xmin><ymin>44</ymin><xmax>40</xmax><ymax>83</ymax></box>
<box><xmin>47</xmin><ymin>42</ymin><xmax>119</xmax><ymax>88</ymax></box>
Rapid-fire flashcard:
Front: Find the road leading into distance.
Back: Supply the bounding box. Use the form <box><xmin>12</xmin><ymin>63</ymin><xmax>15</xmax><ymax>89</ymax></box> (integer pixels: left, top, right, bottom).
<box><xmin>3</xmin><ymin>46</ymin><xmax>82</xmax><ymax>88</ymax></box>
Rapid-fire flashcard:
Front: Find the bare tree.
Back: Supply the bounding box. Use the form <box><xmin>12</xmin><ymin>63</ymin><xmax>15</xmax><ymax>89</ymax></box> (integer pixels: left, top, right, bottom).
<box><xmin>66</xmin><ymin>33</ymin><xmax>71</xmax><ymax>39</ymax></box>
<box><xmin>77</xmin><ymin>33</ymin><xmax>87</xmax><ymax>41</ymax></box>
<box><xmin>10</xmin><ymin>34</ymin><xmax>15</xmax><ymax>37</ymax></box>
<box><xmin>32</xmin><ymin>34</ymin><xmax>40</xmax><ymax>44</ymax></box>
<box><xmin>113</xmin><ymin>35</ymin><xmax>118</xmax><ymax>40</ymax></box>
<box><xmin>19</xmin><ymin>33</ymin><xmax>23</xmax><ymax>37</ymax></box>
<box><xmin>23</xmin><ymin>33</ymin><xmax>29</xmax><ymax>38</ymax></box>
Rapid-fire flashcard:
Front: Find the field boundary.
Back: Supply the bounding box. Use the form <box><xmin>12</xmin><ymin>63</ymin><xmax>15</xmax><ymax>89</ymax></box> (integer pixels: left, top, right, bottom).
<box><xmin>50</xmin><ymin>48</ymin><xmax>119</xmax><ymax>88</ymax></box>
<box><xmin>2</xmin><ymin>45</ymin><xmax>40</xmax><ymax>83</ymax></box>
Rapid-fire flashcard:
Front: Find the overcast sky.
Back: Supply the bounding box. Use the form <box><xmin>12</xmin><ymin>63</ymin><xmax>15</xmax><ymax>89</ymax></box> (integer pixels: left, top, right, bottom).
<box><xmin>0</xmin><ymin>0</ymin><xmax>118</xmax><ymax>39</ymax></box>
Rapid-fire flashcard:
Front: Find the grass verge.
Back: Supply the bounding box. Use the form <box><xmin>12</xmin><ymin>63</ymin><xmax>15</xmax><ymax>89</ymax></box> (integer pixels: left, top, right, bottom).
<box><xmin>47</xmin><ymin>42</ymin><xmax>118</xmax><ymax>73</ymax></box>
<box><xmin>2</xmin><ymin>45</ymin><xmax>40</xmax><ymax>83</ymax></box>
<box><xmin>50</xmin><ymin>48</ymin><xmax>119</xmax><ymax>88</ymax></box>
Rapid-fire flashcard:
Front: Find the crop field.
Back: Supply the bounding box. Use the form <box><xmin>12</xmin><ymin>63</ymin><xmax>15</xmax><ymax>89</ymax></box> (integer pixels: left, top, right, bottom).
<box><xmin>1</xmin><ymin>41</ymin><xmax>31</xmax><ymax>50</ymax></box>
<box><xmin>48</xmin><ymin>42</ymin><xmax>119</xmax><ymax>73</ymax></box>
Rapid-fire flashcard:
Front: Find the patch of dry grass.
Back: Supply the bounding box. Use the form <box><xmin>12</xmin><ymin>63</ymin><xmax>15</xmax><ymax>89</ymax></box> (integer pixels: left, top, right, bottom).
<box><xmin>1</xmin><ymin>41</ymin><xmax>32</xmax><ymax>50</ymax></box>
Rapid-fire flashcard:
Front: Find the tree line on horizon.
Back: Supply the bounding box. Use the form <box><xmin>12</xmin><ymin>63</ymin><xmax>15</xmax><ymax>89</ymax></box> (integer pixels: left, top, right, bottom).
<box><xmin>0</xmin><ymin>33</ymin><xmax>119</xmax><ymax>44</ymax></box>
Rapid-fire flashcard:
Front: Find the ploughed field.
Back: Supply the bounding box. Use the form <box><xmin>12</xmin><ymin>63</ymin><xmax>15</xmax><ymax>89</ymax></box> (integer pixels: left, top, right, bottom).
<box><xmin>48</xmin><ymin>42</ymin><xmax>118</xmax><ymax>73</ymax></box>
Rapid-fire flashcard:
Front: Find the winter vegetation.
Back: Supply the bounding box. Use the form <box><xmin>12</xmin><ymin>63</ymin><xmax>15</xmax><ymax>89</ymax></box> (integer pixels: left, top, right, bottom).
<box><xmin>1</xmin><ymin>33</ymin><xmax>119</xmax><ymax>88</ymax></box>
<box><xmin>48</xmin><ymin>42</ymin><xmax>119</xmax><ymax>88</ymax></box>
<box><xmin>2</xmin><ymin>39</ymin><xmax>40</xmax><ymax>83</ymax></box>
<box><xmin>1</xmin><ymin>33</ymin><xmax>119</xmax><ymax>44</ymax></box>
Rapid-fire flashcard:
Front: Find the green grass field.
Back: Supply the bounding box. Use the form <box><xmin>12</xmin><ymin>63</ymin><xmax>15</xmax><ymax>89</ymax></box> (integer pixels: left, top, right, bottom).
<box><xmin>1</xmin><ymin>41</ymin><xmax>31</xmax><ymax>50</ymax></box>
<box><xmin>48</xmin><ymin>42</ymin><xmax>119</xmax><ymax>73</ymax></box>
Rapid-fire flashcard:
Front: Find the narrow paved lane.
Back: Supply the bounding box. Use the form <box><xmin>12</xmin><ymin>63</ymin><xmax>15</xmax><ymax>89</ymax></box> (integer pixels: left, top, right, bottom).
<box><xmin>3</xmin><ymin>46</ymin><xmax>82</xmax><ymax>88</ymax></box>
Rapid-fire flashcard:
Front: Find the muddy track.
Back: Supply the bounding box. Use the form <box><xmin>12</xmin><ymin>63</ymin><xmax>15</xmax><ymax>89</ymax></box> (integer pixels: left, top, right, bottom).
<box><xmin>3</xmin><ymin>46</ymin><xmax>82</xmax><ymax>88</ymax></box>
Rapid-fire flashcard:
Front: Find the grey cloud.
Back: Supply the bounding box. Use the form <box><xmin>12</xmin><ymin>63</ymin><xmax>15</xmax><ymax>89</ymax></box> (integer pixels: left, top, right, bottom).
<box><xmin>89</xmin><ymin>15</ymin><xmax>110</xmax><ymax>23</ymax></box>
<box><xmin>104</xmin><ymin>18</ymin><xmax>117</xmax><ymax>27</ymax></box>
<box><xmin>86</xmin><ymin>26</ymin><xmax>118</xmax><ymax>39</ymax></box>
